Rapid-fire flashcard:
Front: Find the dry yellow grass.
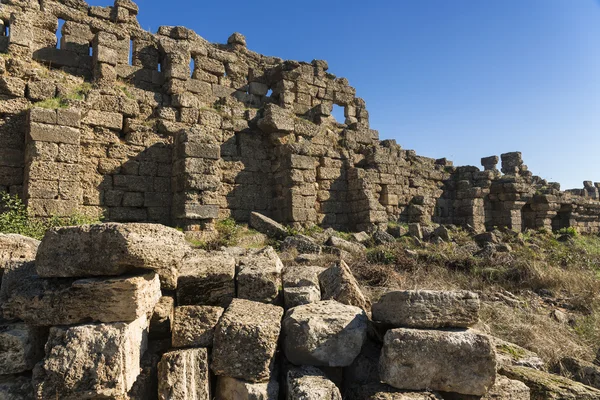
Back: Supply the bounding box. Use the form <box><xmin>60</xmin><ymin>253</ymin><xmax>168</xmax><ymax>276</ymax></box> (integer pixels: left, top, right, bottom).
<box><xmin>348</xmin><ymin>229</ymin><xmax>600</xmax><ymax>368</ymax></box>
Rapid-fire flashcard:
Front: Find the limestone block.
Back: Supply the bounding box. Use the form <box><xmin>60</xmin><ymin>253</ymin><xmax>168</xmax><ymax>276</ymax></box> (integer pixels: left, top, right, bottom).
<box><xmin>0</xmin><ymin>323</ymin><xmax>47</xmax><ymax>375</ymax></box>
<box><xmin>490</xmin><ymin>337</ymin><xmax>545</xmax><ymax>371</ymax></box>
<box><xmin>347</xmin><ymin>383</ymin><xmax>443</xmax><ymax>400</ymax></box>
<box><xmin>177</xmin><ymin>251</ymin><xmax>236</xmax><ymax>307</ymax></box>
<box><xmin>319</xmin><ymin>261</ymin><xmax>368</xmax><ymax>309</ymax></box>
<box><xmin>172</xmin><ymin>305</ymin><xmax>224</xmax><ymax>348</ymax></box>
<box><xmin>2</xmin><ymin>263</ymin><xmax>161</xmax><ymax>326</ymax></box>
<box><xmin>372</xmin><ymin>290</ymin><xmax>480</xmax><ymax>329</ymax></box>
<box><xmin>33</xmin><ymin>316</ymin><xmax>149</xmax><ymax>399</ymax></box>
<box><xmin>26</xmin><ymin>81</ymin><xmax>56</xmax><ymax>102</ymax></box>
<box><xmin>0</xmin><ymin>234</ymin><xmax>39</xmax><ymax>270</ymax></box>
<box><xmin>27</xmin><ymin>122</ymin><xmax>80</xmax><ymax>147</ymax></box>
<box><xmin>408</xmin><ymin>223</ymin><xmax>423</xmax><ymax>240</ymax></box>
<box><xmin>0</xmin><ymin>375</ymin><xmax>33</xmax><ymax>400</ymax></box>
<box><xmin>282</xmin><ymin>300</ymin><xmax>368</xmax><ymax>367</ymax></box>
<box><xmin>280</xmin><ymin>234</ymin><xmax>322</xmax><ymax>254</ymax></box>
<box><xmin>559</xmin><ymin>357</ymin><xmax>600</xmax><ymax>389</ymax></box>
<box><xmin>282</xmin><ymin>265</ymin><xmax>323</xmax><ymax>309</ymax></box>
<box><xmin>373</xmin><ymin>229</ymin><xmax>396</xmax><ymax>244</ymax></box>
<box><xmin>212</xmin><ymin>299</ymin><xmax>284</xmax><ymax>382</ymax></box>
<box><xmin>216</xmin><ymin>376</ymin><xmax>279</xmax><ymax>400</ymax></box>
<box><xmin>35</xmin><ymin>223</ymin><xmax>189</xmax><ymax>290</ymax></box>
<box><xmin>82</xmin><ymin>109</ymin><xmax>123</xmax><ymax>130</ymax></box>
<box><xmin>249</xmin><ymin>212</ymin><xmax>288</xmax><ymax>240</ymax></box>
<box><xmin>286</xmin><ymin>366</ymin><xmax>342</xmax><ymax>400</ymax></box>
<box><xmin>0</xmin><ymin>77</ymin><xmax>26</xmax><ymax>97</ymax></box>
<box><xmin>443</xmin><ymin>375</ymin><xmax>530</xmax><ymax>400</ymax></box>
<box><xmin>380</xmin><ymin>328</ymin><xmax>496</xmax><ymax>396</ymax></box>
<box><xmin>501</xmin><ymin>365</ymin><xmax>600</xmax><ymax>400</ymax></box>
<box><xmin>237</xmin><ymin>246</ymin><xmax>283</xmax><ymax>304</ymax></box>
<box><xmin>149</xmin><ymin>296</ymin><xmax>174</xmax><ymax>340</ymax></box>
<box><xmin>257</xmin><ymin>104</ymin><xmax>294</xmax><ymax>133</ymax></box>
<box><xmin>327</xmin><ymin>235</ymin><xmax>366</xmax><ymax>254</ymax></box>
<box><xmin>289</xmin><ymin>154</ymin><xmax>316</xmax><ymax>170</ymax></box>
<box><xmin>158</xmin><ymin>348</ymin><xmax>211</xmax><ymax>400</ymax></box>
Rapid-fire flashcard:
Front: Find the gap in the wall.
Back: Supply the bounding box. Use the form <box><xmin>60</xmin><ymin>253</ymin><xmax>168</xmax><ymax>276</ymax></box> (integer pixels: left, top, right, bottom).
<box><xmin>331</xmin><ymin>104</ymin><xmax>346</xmax><ymax>124</ymax></box>
<box><xmin>128</xmin><ymin>39</ymin><xmax>134</xmax><ymax>65</ymax></box>
<box><xmin>56</xmin><ymin>19</ymin><xmax>65</xmax><ymax>49</ymax></box>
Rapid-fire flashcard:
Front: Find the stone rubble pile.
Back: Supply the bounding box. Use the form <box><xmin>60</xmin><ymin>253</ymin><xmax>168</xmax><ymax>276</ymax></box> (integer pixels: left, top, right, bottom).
<box><xmin>2</xmin><ymin>222</ymin><xmax>600</xmax><ymax>399</ymax></box>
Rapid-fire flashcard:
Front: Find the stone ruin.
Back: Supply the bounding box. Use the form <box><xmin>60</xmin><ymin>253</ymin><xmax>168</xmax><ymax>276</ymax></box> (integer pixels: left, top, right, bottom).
<box><xmin>1</xmin><ymin>223</ymin><xmax>552</xmax><ymax>399</ymax></box>
<box><xmin>0</xmin><ymin>0</ymin><xmax>599</xmax><ymax>236</ymax></box>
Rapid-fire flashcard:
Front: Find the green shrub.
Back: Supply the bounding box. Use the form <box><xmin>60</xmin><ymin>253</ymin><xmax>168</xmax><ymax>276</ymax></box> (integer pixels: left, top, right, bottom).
<box><xmin>557</xmin><ymin>227</ymin><xmax>578</xmax><ymax>237</ymax></box>
<box><xmin>366</xmin><ymin>248</ymin><xmax>397</xmax><ymax>265</ymax></box>
<box><xmin>0</xmin><ymin>192</ymin><xmax>101</xmax><ymax>240</ymax></box>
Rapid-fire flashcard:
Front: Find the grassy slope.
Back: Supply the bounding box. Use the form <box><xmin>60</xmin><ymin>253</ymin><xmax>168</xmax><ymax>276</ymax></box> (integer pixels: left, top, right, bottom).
<box><xmin>350</xmin><ymin>228</ymin><xmax>600</xmax><ymax>367</ymax></box>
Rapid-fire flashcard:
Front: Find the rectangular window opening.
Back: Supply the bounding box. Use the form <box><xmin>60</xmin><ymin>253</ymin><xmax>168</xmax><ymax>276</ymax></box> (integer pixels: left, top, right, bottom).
<box><xmin>129</xmin><ymin>39</ymin><xmax>134</xmax><ymax>66</ymax></box>
<box><xmin>331</xmin><ymin>104</ymin><xmax>346</xmax><ymax>124</ymax></box>
<box><xmin>1</xmin><ymin>21</ymin><xmax>9</xmax><ymax>37</ymax></box>
<box><xmin>190</xmin><ymin>57</ymin><xmax>195</xmax><ymax>78</ymax></box>
<box><xmin>56</xmin><ymin>18</ymin><xmax>66</xmax><ymax>49</ymax></box>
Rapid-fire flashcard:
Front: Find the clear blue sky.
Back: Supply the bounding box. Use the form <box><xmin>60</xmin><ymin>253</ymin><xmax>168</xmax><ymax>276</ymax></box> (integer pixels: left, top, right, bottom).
<box><xmin>91</xmin><ymin>0</ymin><xmax>600</xmax><ymax>189</ymax></box>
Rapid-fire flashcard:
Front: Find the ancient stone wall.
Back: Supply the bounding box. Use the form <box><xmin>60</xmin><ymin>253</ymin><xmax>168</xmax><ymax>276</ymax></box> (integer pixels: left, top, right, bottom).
<box><xmin>1</xmin><ymin>0</ymin><xmax>600</xmax><ymax>233</ymax></box>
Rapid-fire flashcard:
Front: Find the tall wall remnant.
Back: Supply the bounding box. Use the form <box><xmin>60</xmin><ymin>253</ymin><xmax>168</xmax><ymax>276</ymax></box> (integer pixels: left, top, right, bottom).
<box><xmin>1</xmin><ymin>0</ymin><xmax>599</xmax><ymax>233</ymax></box>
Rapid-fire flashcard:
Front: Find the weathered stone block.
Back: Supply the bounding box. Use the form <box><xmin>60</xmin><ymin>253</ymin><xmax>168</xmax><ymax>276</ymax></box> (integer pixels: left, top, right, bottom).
<box><xmin>257</xmin><ymin>104</ymin><xmax>294</xmax><ymax>133</ymax></box>
<box><xmin>216</xmin><ymin>376</ymin><xmax>279</xmax><ymax>400</ymax></box>
<box><xmin>0</xmin><ymin>77</ymin><xmax>26</xmax><ymax>97</ymax></box>
<box><xmin>0</xmin><ymin>234</ymin><xmax>39</xmax><ymax>270</ymax></box>
<box><xmin>319</xmin><ymin>260</ymin><xmax>368</xmax><ymax>309</ymax></box>
<box><xmin>29</xmin><ymin>108</ymin><xmax>57</xmax><ymax>125</ymax></box>
<box><xmin>0</xmin><ymin>375</ymin><xmax>33</xmax><ymax>400</ymax></box>
<box><xmin>82</xmin><ymin>110</ymin><xmax>123</xmax><ymax>130</ymax></box>
<box><xmin>0</xmin><ymin>323</ymin><xmax>47</xmax><ymax>375</ymax></box>
<box><xmin>35</xmin><ymin>223</ymin><xmax>189</xmax><ymax>290</ymax></box>
<box><xmin>282</xmin><ymin>300</ymin><xmax>368</xmax><ymax>367</ymax></box>
<box><xmin>237</xmin><ymin>246</ymin><xmax>283</xmax><ymax>304</ymax></box>
<box><xmin>281</xmin><ymin>234</ymin><xmax>322</xmax><ymax>254</ymax></box>
<box><xmin>212</xmin><ymin>299</ymin><xmax>284</xmax><ymax>382</ymax></box>
<box><xmin>2</xmin><ymin>263</ymin><xmax>160</xmax><ymax>326</ymax></box>
<box><xmin>327</xmin><ymin>235</ymin><xmax>366</xmax><ymax>254</ymax></box>
<box><xmin>158</xmin><ymin>348</ymin><xmax>211</xmax><ymax>400</ymax></box>
<box><xmin>348</xmin><ymin>383</ymin><xmax>443</xmax><ymax>399</ymax></box>
<box><xmin>28</xmin><ymin>122</ymin><xmax>80</xmax><ymax>145</ymax></box>
<box><xmin>176</xmin><ymin>203</ymin><xmax>219</xmax><ymax>220</ymax></box>
<box><xmin>501</xmin><ymin>365</ymin><xmax>600</xmax><ymax>400</ymax></box>
<box><xmin>172</xmin><ymin>305</ymin><xmax>224</xmax><ymax>348</ymax></box>
<box><xmin>443</xmin><ymin>375</ymin><xmax>530</xmax><ymax>400</ymax></box>
<box><xmin>33</xmin><ymin>317</ymin><xmax>149</xmax><ymax>399</ymax></box>
<box><xmin>559</xmin><ymin>357</ymin><xmax>600</xmax><ymax>390</ymax></box>
<box><xmin>177</xmin><ymin>251</ymin><xmax>236</xmax><ymax>307</ymax></box>
<box><xmin>249</xmin><ymin>212</ymin><xmax>288</xmax><ymax>240</ymax></box>
<box><xmin>286</xmin><ymin>366</ymin><xmax>342</xmax><ymax>400</ymax></box>
<box><xmin>282</xmin><ymin>265</ymin><xmax>323</xmax><ymax>309</ymax></box>
<box><xmin>26</xmin><ymin>81</ymin><xmax>56</xmax><ymax>102</ymax></box>
<box><xmin>380</xmin><ymin>328</ymin><xmax>496</xmax><ymax>396</ymax></box>
<box><xmin>372</xmin><ymin>290</ymin><xmax>480</xmax><ymax>329</ymax></box>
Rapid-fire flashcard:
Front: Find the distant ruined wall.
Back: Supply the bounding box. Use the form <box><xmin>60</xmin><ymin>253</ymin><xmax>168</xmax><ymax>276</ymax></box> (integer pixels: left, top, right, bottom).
<box><xmin>1</xmin><ymin>0</ymin><xmax>600</xmax><ymax>233</ymax></box>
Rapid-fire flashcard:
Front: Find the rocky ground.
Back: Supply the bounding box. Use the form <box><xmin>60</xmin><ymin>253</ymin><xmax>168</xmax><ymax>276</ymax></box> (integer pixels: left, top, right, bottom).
<box><xmin>1</xmin><ymin>213</ymin><xmax>600</xmax><ymax>399</ymax></box>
